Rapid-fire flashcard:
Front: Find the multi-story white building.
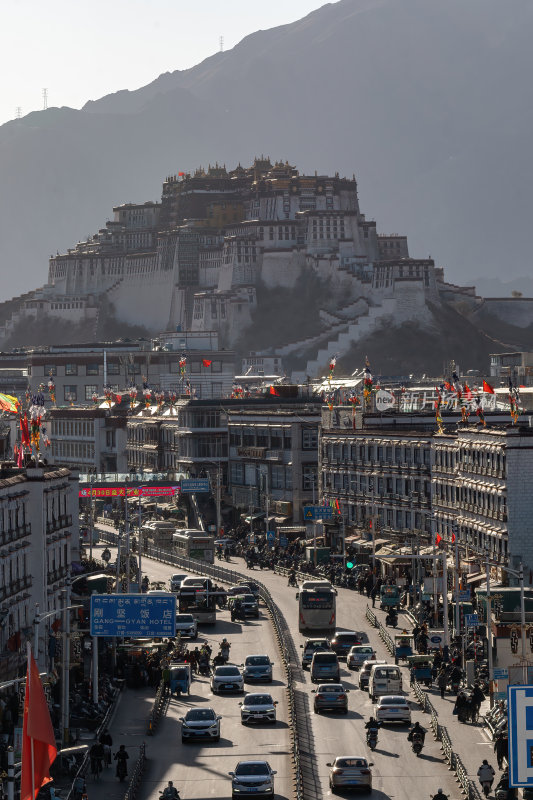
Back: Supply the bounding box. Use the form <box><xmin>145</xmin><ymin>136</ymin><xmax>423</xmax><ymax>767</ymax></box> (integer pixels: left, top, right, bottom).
<box><xmin>48</xmin><ymin>406</ymin><xmax>129</xmax><ymax>473</ymax></box>
<box><xmin>0</xmin><ymin>464</ymin><xmax>79</xmax><ymax>680</ymax></box>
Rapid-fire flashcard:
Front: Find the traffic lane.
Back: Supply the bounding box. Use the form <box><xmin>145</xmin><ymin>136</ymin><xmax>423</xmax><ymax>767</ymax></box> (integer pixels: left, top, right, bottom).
<box><xmin>96</xmin><ymin>548</ymin><xmax>291</xmax><ymax>799</ymax></box>
<box><xmin>234</xmin><ymin>562</ymin><xmax>462</xmax><ymax>797</ymax></box>
<box><xmin>137</xmin><ymin>608</ymin><xmax>291</xmax><ymax>800</ymax></box>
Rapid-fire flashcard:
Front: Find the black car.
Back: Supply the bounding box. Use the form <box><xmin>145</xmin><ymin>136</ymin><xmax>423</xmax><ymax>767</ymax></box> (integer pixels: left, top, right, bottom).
<box><xmin>330</xmin><ymin>630</ymin><xmax>364</xmax><ymax>658</ymax></box>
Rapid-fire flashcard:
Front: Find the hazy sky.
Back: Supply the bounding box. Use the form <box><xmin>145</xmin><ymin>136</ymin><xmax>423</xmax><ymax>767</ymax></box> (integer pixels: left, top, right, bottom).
<box><xmin>0</xmin><ymin>0</ymin><xmax>327</xmax><ymax>127</ymax></box>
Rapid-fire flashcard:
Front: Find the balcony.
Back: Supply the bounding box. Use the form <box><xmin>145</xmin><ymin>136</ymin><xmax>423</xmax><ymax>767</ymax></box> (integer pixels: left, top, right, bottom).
<box><xmin>46</xmin><ymin>515</ymin><xmax>73</xmax><ymax>534</ymax></box>
<box><xmin>47</xmin><ymin>565</ymin><xmax>69</xmax><ymax>584</ymax></box>
<box><xmin>1</xmin><ymin>575</ymin><xmax>32</xmax><ymax>601</ymax></box>
<box><xmin>0</xmin><ymin>523</ymin><xmax>31</xmax><ymax>546</ymax></box>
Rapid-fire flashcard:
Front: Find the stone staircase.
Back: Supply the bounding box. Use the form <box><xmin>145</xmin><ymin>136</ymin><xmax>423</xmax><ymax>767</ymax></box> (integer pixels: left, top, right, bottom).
<box><xmin>299</xmin><ymin>297</ymin><xmax>397</xmax><ymax>378</ymax></box>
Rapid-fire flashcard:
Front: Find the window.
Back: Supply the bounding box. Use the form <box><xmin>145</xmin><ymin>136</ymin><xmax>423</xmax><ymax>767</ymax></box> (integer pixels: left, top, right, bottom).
<box><xmin>64</xmin><ymin>385</ymin><xmax>77</xmax><ymax>402</ymax></box>
<box><xmin>106</xmin><ymin>430</ymin><xmax>116</xmax><ymax>449</ymax></box>
<box><xmin>107</xmin><ymin>362</ymin><xmax>120</xmax><ymax>375</ymax></box>
<box><xmin>230</xmin><ymin>463</ymin><xmax>244</xmax><ymax>484</ymax></box>
<box><xmin>283</xmin><ymin>430</ymin><xmax>291</xmax><ymax>450</ymax></box>
<box><xmin>211</xmin><ymin>382</ymin><xmax>222</xmax><ymax>397</ymax></box>
<box><xmin>302</xmin><ymin>427</ymin><xmax>318</xmax><ymax>450</ymax></box>
<box><xmin>211</xmin><ymin>361</ymin><xmax>222</xmax><ymax>373</ymax></box>
<box><xmin>271</xmin><ymin>429</ymin><xmax>282</xmax><ymax>449</ymax></box>
<box><xmin>302</xmin><ymin>464</ymin><xmax>317</xmax><ymax>491</ymax></box>
<box><xmin>44</xmin><ymin>364</ymin><xmax>57</xmax><ymax>376</ymax></box>
<box><xmin>85</xmin><ymin>384</ymin><xmax>98</xmax><ymax>401</ymax></box>
<box><xmin>243</xmin><ymin>427</ymin><xmax>255</xmax><ymax>447</ymax></box>
<box><xmin>65</xmin><ymin>364</ymin><xmax>78</xmax><ymax>376</ymax></box>
<box><xmin>86</xmin><ymin>363</ymin><xmax>99</xmax><ymax>376</ymax></box>
<box><xmin>190</xmin><ymin>361</ymin><xmax>201</xmax><ymax>374</ymax></box>
<box><xmin>271</xmin><ymin>465</ymin><xmax>285</xmax><ymax>489</ymax></box>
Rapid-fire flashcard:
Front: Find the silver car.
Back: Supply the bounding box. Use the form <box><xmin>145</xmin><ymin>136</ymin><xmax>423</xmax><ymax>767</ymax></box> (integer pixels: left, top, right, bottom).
<box><xmin>239</xmin><ymin>693</ymin><xmax>277</xmax><ymax>724</ymax></box>
<box><xmin>179</xmin><ymin>707</ymin><xmax>221</xmax><ymax>743</ymax></box>
<box><xmin>211</xmin><ymin>664</ymin><xmax>244</xmax><ymax>694</ymax></box>
<box><xmin>327</xmin><ymin>756</ymin><xmax>373</xmax><ymax>793</ymax></box>
<box><xmin>229</xmin><ymin>760</ymin><xmax>277</xmax><ymax>798</ymax></box>
<box><xmin>174</xmin><ymin>613</ymin><xmax>198</xmax><ymax>639</ymax></box>
<box><xmin>347</xmin><ymin>646</ymin><xmax>376</xmax><ymax>670</ymax></box>
<box><xmin>242</xmin><ymin>655</ymin><xmax>273</xmax><ymax>683</ymax></box>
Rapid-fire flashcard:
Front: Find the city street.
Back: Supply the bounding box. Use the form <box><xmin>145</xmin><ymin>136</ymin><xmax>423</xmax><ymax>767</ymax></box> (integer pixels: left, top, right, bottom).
<box><xmin>88</xmin><ymin>544</ymin><xmax>292</xmax><ymax>800</ymax></box>
<box><xmin>94</xmin><ymin>537</ymin><xmax>482</xmax><ymax>799</ymax></box>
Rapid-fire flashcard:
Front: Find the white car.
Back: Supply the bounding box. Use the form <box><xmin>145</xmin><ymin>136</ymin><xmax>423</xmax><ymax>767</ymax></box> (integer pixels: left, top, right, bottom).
<box><xmin>180</xmin><ymin>707</ymin><xmax>221</xmax><ymax>743</ymax></box>
<box><xmin>229</xmin><ymin>761</ymin><xmax>277</xmax><ymax>799</ymax></box>
<box><xmin>169</xmin><ymin>573</ymin><xmax>188</xmax><ymax>592</ymax></box>
<box><xmin>239</xmin><ymin>693</ymin><xmax>277</xmax><ymax>724</ymax></box>
<box><xmin>347</xmin><ymin>645</ymin><xmax>376</xmax><ymax>670</ymax></box>
<box><xmin>375</xmin><ymin>695</ymin><xmax>411</xmax><ymax>724</ymax></box>
<box><xmin>174</xmin><ymin>613</ymin><xmax>197</xmax><ymax>639</ymax></box>
<box><xmin>211</xmin><ymin>665</ymin><xmax>244</xmax><ymax>694</ymax></box>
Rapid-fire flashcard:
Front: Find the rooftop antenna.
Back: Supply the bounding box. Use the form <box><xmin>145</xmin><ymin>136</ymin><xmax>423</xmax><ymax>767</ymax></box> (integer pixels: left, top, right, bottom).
<box><xmin>219</xmin><ymin>36</ymin><xmax>224</xmax><ymax>53</ymax></box>
<box><xmin>42</xmin><ymin>88</ymin><xmax>48</xmax><ymax>110</ymax></box>
<box><xmin>15</xmin><ymin>107</ymin><xmax>21</xmax><ymax>119</ymax></box>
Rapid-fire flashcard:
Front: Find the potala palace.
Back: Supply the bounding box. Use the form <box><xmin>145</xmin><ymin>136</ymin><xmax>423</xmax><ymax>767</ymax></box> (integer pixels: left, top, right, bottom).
<box><xmin>1</xmin><ymin>158</ymin><xmax>528</xmax><ymax>376</ymax></box>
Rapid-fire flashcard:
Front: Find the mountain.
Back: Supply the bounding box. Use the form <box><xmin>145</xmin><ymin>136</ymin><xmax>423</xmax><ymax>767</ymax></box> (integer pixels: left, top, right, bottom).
<box><xmin>1</xmin><ymin>0</ymin><xmax>533</xmax><ymax>301</ymax></box>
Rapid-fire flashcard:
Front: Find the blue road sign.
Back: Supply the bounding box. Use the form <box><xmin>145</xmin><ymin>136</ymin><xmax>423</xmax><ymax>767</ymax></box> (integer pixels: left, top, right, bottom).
<box><xmin>181</xmin><ymin>478</ymin><xmax>210</xmax><ymax>493</ymax></box>
<box><xmin>303</xmin><ymin>505</ymin><xmax>334</xmax><ymax>521</ymax></box>
<box><xmin>90</xmin><ymin>594</ymin><xmax>176</xmax><ymax>638</ymax></box>
<box><xmin>508</xmin><ymin>685</ymin><xmax>533</xmax><ymax>787</ymax></box>
<box><xmin>464</xmin><ymin>613</ymin><xmax>479</xmax><ymax>628</ymax></box>
<box><xmin>266</xmin><ymin>531</ymin><xmax>276</xmax><ymax>542</ymax></box>
<box><xmin>453</xmin><ymin>591</ymin><xmax>471</xmax><ymax>603</ymax></box>
<box><xmin>279</xmin><ymin>536</ymin><xmax>288</xmax><ymax>547</ymax></box>
<box><xmin>493</xmin><ymin>668</ymin><xmax>509</xmax><ymax>680</ymax></box>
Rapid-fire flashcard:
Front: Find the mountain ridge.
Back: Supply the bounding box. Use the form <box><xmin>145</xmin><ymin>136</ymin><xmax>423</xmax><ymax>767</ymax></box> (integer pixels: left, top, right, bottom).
<box><xmin>1</xmin><ymin>0</ymin><xmax>532</xmax><ymax>301</ymax></box>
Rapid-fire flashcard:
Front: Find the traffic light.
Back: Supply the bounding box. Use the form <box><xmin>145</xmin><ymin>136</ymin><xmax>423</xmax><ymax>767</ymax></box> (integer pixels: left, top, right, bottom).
<box><xmin>346</xmin><ymin>560</ymin><xmax>355</xmax><ymax>571</ymax></box>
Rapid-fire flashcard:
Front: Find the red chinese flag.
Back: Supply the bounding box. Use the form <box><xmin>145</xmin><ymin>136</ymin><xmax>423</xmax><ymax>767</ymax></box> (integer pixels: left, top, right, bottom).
<box><xmin>20</xmin><ymin>646</ymin><xmax>57</xmax><ymax>800</ymax></box>
<box><xmin>202</xmin><ymin>359</ymin><xmax>212</xmax><ymax>367</ymax></box>
<box><xmin>435</xmin><ymin>533</ymin><xmax>442</xmax><ymax>545</ymax></box>
<box><xmin>482</xmin><ymin>380</ymin><xmax>495</xmax><ymax>394</ymax></box>
<box><xmin>114</xmin><ymin>394</ymin><xmax>122</xmax><ymax>404</ymax></box>
<box><xmin>452</xmin><ymin>532</ymin><xmax>456</xmax><ymax>543</ymax></box>
<box><xmin>20</xmin><ymin>413</ymin><xmax>31</xmax><ymax>449</ymax></box>
<box><xmin>464</xmin><ymin>383</ymin><xmax>473</xmax><ymax>401</ymax></box>
<box><xmin>178</xmin><ymin>171</ymin><xmax>185</xmax><ymax>176</ymax></box>
<box><xmin>269</xmin><ymin>385</ymin><xmax>280</xmax><ymax>396</ymax></box>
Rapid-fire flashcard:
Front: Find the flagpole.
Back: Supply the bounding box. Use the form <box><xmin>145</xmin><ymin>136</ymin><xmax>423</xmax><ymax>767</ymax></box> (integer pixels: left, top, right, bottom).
<box><xmin>26</xmin><ymin>641</ymin><xmax>36</xmax><ymax>800</ymax></box>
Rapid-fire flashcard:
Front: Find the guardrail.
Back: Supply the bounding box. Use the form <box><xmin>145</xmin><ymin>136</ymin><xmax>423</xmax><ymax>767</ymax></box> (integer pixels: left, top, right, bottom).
<box><xmin>123</xmin><ymin>742</ymin><xmax>146</xmax><ymax>800</ymax></box>
<box><xmin>97</xmin><ymin>529</ymin><xmax>305</xmax><ymax>800</ymax></box>
<box><xmin>365</xmin><ymin>606</ymin><xmax>395</xmax><ymax>657</ymax></box>
<box><xmin>147</xmin><ymin>680</ymin><xmax>166</xmax><ymax>735</ymax></box>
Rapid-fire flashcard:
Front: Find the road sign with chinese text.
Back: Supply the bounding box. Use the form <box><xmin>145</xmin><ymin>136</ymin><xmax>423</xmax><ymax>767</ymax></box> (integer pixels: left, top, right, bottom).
<box><xmin>90</xmin><ymin>594</ymin><xmax>176</xmax><ymax>638</ymax></box>
<box><xmin>303</xmin><ymin>505</ymin><xmax>333</xmax><ymax>521</ymax></box>
<box><xmin>464</xmin><ymin>613</ymin><xmax>479</xmax><ymax>628</ymax></box>
<box><xmin>180</xmin><ymin>479</ymin><xmax>210</xmax><ymax>493</ymax></box>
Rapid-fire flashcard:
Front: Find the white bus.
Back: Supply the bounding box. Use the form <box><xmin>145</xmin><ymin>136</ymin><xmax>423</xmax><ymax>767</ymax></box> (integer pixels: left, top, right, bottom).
<box><xmin>172</xmin><ymin>531</ymin><xmax>215</xmax><ymax>564</ymax></box>
<box><xmin>297</xmin><ymin>580</ymin><xmax>337</xmax><ymax>633</ymax></box>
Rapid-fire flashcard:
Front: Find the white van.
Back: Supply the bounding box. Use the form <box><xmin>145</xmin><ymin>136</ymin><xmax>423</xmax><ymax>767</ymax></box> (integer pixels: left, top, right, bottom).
<box><xmin>368</xmin><ymin>663</ymin><xmax>402</xmax><ymax>701</ymax></box>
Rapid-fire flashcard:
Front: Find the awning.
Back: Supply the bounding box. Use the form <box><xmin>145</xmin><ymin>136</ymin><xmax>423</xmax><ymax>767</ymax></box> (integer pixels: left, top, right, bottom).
<box><xmin>466</xmin><ymin>572</ymin><xmax>487</xmax><ymax>586</ymax></box>
<box><xmin>242</xmin><ymin>512</ymin><xmax>266</xmax><ymax>523</ymax></box>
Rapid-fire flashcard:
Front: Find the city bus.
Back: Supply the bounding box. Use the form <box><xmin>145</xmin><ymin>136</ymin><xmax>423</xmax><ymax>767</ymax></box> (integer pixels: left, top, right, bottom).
<box><xmin>297</xmin><ymin>580</ymin><xmax>337</xmax><ymax>633</ymax></box>
<box><xmin>177</xmin><ymin>577</ymin><xmax>219</xmax><ymax>625</ymax></box>
<box><xmin>172</xmin><ymin>531</ymin><xmax>215</xmax><ymax>564</ymax></box>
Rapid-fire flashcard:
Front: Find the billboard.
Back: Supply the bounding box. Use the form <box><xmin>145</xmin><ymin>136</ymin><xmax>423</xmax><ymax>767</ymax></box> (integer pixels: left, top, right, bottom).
<box><xmin>79</xmin><ymin>485</ymin><xmax>180</xmax><ymax>498</ymax></box>
<box><xmin>90</xmin><ymin>594</ymin><xmax>176</xmax><ymax>638</ymax></box>
<box><xmin>508</xmin><ymin>685</ymin><xmax>533</xmax><ymax>787</ymax></box>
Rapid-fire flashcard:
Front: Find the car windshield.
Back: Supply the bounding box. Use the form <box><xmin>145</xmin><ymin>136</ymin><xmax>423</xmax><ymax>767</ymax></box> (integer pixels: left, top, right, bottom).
<box><xmin>306</xmin><ymin>641</ymin><xmax>328</xmax><ymax>650</ymax></box>
<box><xmin>241</xmin><ymin>594</ymin><xmax>256</xmax><ymax>602</ymax></box>
<box><xmin>380</xmin><ymin>697</ymin><xmax>405</xmax><ymax>705</ymax></box>
<box><xmin>172</xmin><ymin>575</ymin><xmax>186</xmax><ymax>582</ymax></box>
<box><xmin>337</xmin><ymin>759</ymin><xmax>367</xmax><ymax>769</ymax></box>
<box><xmin>186</xmin><ymin>709</ymin><xmax>215</xmax><ymax>721</ymax></box>
<box><xmin>318</xmin><ymin>685</ymin><xmax>343</xmax><ymax>693</ymax></box>
<box><xmin>352</xmin><ymin>647</ymin><xmax>373</xmax><ymax>653</ymax></box>
<box><xmin>235</xmin><ymin>763</ymin><xmax>270</xmax><ymax>776</ymax></box>
<box><xmin>245</xmin><ymin>695</ymin><xmax>273</xmax><ymax>705</ymax></box>
<box><xmin>176</xmin><ymin>615</ymin><xmax>194</xmax><ymax>623</ymax></box>
<box><xmin>336</xmin><ymin>633</ymin><xmax>359</xmax><ymax>642</ymax></box>
<box><xmin>246</xmin><ymin>657</ymin><xmax>269</xmax><ymax>666</ymax></box>
<box><xmin>216</xmin><ymin>666</ymin><xmax>240</xmax><ymax>676</ymax></box>
<box><xmin>374</xmin><ymin>668</ymin><xmax>400</xmax><ymax>679</ymax></box>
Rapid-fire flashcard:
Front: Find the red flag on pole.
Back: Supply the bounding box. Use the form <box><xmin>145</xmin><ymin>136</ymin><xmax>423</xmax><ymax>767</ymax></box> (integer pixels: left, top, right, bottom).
<box><xmin>269</xmin><ymin>386</ymin><xmax>280</xmax><ymax>396</ymax></box>
<box><xmin>20</xmin><ymin>645</ymin><xmax>57</xmax><ymax>800</ymax></box>
<box><xmin>452</xmin><ymin>532</ymin><xmax>456</xmax><ymax>543</ymax></box>
<box><xmin>202</xmin><ymin>359</ymin><xmax>212</xmax><ymax>367</ymax></box>
<box><xmin>20</xmin><ymin>413</ymin><xmax>31</xmax><ymax>449</ymax></box>
<box><xmin>482</xmin><ymin>380</ymin><xmax>495</xmax><ymax>394</ymax></box>
<box><xmin>435</xmin><ymin>533</ymin><xmax>442</xmax><ymax>545</ymax></box>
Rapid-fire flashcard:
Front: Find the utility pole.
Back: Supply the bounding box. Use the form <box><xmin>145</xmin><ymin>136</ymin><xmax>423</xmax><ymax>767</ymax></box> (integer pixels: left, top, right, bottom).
<box><xmin>61</xmin><ymin>585</ymin><xmax>71</xmax><ymax>744</ymax></box>
<box><xmin>42</xmin><ymin>88</ymin><xmax>48</xmax><ymax>110</ymax></box>
<box><xmin>125</xmin><ymin>482</ymin><xmax>130</xmax><ymax>593</ymax></box>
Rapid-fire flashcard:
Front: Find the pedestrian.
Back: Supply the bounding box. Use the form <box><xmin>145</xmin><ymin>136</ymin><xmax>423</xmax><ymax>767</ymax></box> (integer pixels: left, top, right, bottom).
<box><xmin>437</xmin><ymin>668</ymin><xmax>447</xmax><ymax>700</ymax></box>
<box><xmin>371</xmin><ymin>585</ymin><xmax>378</xmax><ymax>608</ymax></box>
<box><xmin>494</xmin><ymin>731</ymin><xmax>508</xmax><ymax>771</ymax></box>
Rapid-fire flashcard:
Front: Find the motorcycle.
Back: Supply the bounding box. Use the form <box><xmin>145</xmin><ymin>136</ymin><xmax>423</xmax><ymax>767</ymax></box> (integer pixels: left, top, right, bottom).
<box><xmin>231</xmin><ymin>606</ymin><xmax>246</xmax><ymax>622</ymax></box>
<box><xmin>116</xmin><ymin>758</ymin><xmax>128</xmax><ymax>782</ymax></box>
<box><xmin>411</xmin><ymin>734</ymin><xmax>424</xmax><ymax>756</ymax></box>
<box><xmin>480</xmin><ymin>780</ymin><xmax>493</xmax><ymax>797</ymax></box>
<box><xmin>159</xmin><ymin>789</ymin><xmax>181</xmax><ymax>800</ymax></box>
<box><xmin>219</xmin><ymin>645</ymin><xmax>230</xmax><ymax>663</ymax></box>
<box><xmin>366</xmin><ymin>729</ymin><xmax>378</xmax><ymax>751</ymax></box>
<box><xmin>287</xmin><ymin>575</ymin><xmax>297</xmax><ymax>587</ymax></box>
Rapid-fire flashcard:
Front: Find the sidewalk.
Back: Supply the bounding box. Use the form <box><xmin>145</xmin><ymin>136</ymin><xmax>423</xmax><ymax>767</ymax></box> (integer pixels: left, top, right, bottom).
<box><xmin>83</xmin><ymin>685</ymin><xmax>154</xmax><ymax>800</ymax></box>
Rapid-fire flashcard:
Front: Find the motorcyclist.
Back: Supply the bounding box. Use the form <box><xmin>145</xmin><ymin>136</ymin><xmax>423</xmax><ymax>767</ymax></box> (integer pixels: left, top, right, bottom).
<box><xmin>477</xmin><ymin>760</ymin><xmax>495</xmax><ymax>790</ymax></box>
<box><xmin>365</xmin><ymin>716</ymin><xmax>380</xmax><ymax>734</ymax></box>
<box><xmin>114</xmin><ymin>745</ymin><xmax>129</xmax><ymax>779</ymax></box>
<box><xmin>161</xmin><ymin>780</ymin><xmax>180</xmax><ymax>799</ymax></box>
<box><xmin>220</xmin><ymin>638</ymin><xmax>231</xmax><ymax>659</ymax></box>
<box><xmin>99</xmin><ymin>729</ymin><xmax>113</xmax><ymax>766</ymax></box>
<box><xmin>431</xmin><ymin>789</ymin><xmax>449</xmax><ymax>800</ymax></box>
<box><xmin>90</xmin><ymin>741</ymin><xmax>104</xmax><ymax>775</ymax></box>
<box><xmin>408</xmin><ymin>721</ymin><xmax>426</xmax><ymax>745</ymax></box>
<box><xmin>288</xmin><ymin>568</ymin><xmax>297</xmax><ymax>587</ymax></box>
